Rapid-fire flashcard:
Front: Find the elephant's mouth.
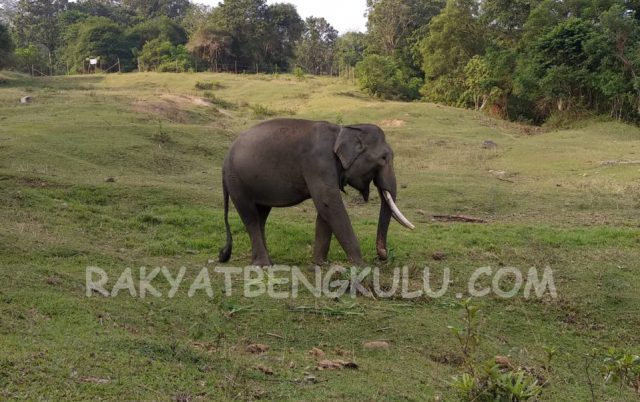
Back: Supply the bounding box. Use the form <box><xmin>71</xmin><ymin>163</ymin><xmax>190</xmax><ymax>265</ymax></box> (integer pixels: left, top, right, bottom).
<box><xmin>382</xmin><ymin>190</ymin><xmax>415</xmax><ymax>230</ymax></box>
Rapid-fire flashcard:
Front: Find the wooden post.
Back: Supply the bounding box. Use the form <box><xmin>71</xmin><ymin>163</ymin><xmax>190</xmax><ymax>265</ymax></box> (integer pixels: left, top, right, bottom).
<box><xmin>235</xmin><ymin>60</ymin><xmax>238</xmax><ymax>74</ymax></box>
<box><xmin>118</xmin><ymin>58</ymin><xmax>121</xmax><ymax>73</ymax></box>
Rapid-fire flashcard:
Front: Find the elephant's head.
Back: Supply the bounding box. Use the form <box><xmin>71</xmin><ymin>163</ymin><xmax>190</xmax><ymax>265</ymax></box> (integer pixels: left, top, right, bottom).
<box><xmin>334</xmin><ymin>124</ymin><xmax>415</xmax><ymax>260</ymax></box>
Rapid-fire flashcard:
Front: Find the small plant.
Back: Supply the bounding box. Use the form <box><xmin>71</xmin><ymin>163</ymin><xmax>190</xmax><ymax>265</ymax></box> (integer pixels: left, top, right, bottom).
<box><xmin>601</xmin><ymin>348</ymin><xmax>640</xmax><ymax>394</ymax></box>
<box><xmin>451</xmin><ymin>361</ymin><xmax>543</xmax><ymax>401</ymax></box>
<box><xmin>151</xmin><ymin>121</ymin><xmax>173</xmax><ymax>145</ymax></box>
<box><xmin>447</xmin><ymin>298</ymin><xmax>481</xmax><ymax>372</ymax></box>
<box><xmin>448</xmin><ymin>299</ymin><xmax>544</xmax><ymax>401</ymax></box>
<box><xmin>250</xmin><ymin>103</ymin><xmax>278</xmax><ymax>118</ymax></box>
<box><xmin>293</xmin><ymin>66</ymin><xmax>305</xmax><ymax>81</ymax></box>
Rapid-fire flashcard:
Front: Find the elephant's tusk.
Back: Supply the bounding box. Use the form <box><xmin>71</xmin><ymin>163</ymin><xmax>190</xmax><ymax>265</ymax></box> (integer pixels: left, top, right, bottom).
<box><xmin>383</xmin><ymin>191</ymin><xmax>415</xmax><ymax>230</ymax></box>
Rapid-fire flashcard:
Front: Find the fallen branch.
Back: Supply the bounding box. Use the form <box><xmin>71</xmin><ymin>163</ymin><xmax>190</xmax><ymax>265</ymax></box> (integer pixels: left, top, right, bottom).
<box><xmin>432</xmin><ymin>215</ymin><xmax>487</xmax><ymax>223</ymax></box>
<box><xmin>496</xmin><ymin>177</ymin><xmax>515</xmax><ymax>183</ymax></box>
<box><xmin>599</xmin><ymin>160</ymin><xmax>640</xmax><ymax>166</ymax></box>
<box><xmin>265</xmin><ymin>332</ymin><xmax>284</xmax><ymax>339</ymax></box>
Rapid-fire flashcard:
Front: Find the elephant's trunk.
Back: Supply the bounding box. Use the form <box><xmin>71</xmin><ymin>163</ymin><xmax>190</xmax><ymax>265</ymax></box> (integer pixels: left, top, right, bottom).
<box><xmin>376</xmin><ymin>187</ymin><xmax>393</xmax><ymax>260</ymax></box>
<box><xmin>374</xmin><ymin>163</ymin><xmax>414</xmax><ymax>260</ymax></box>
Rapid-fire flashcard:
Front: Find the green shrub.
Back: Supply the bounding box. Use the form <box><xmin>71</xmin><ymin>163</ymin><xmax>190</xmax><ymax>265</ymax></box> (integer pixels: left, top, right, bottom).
<box><xmin>293</xmin><ymin>66</ymin><xmax>305</xmax><ymax>81</ymax></box>
<box><xmin>355</xmin><ymin>54</ymin><xmax>422</xmax><ymax>100</ymax></box>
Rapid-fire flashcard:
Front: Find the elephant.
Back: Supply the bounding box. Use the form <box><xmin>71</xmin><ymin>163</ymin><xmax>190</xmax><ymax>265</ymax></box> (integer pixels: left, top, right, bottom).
<box><xmin>218</xmin><ymin>118</ymin><xmax>414</xmax><ymax>266</ymax></box>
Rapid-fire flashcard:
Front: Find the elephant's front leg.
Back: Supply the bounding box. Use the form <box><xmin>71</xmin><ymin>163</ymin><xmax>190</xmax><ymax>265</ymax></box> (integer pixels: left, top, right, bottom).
<box><xmin>309</xmin><ymin>187</ymin><xmax>364</xmax><ymax>266</ymax></box>
<box><xmin>313</xmin><ymin>214</ymin><xmax>332</xmax><ymax>265</ymax></box>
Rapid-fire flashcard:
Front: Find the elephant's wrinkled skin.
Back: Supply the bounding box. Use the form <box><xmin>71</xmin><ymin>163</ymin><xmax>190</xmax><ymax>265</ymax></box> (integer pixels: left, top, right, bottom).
<box><xmin>218</xmin><ymin>118</ymin><xmax>414</xmax><ymax>266</ymax></box>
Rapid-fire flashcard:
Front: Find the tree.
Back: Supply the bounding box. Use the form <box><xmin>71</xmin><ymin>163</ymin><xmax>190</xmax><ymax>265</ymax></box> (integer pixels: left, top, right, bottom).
<box><xmin>66</xmin><ymin>0</ymin><xmax>138</xmax><ymax>26</ymax></box>
<box><xmin>366</xmin><ymin>0</ymin><xmax>444</xmax><ymax>73</ymax></box>
<box><xmin>336</xmin><ymin>31</ymin><xmax>366</xmax><ymax>69</ymax></box>
<box><xmin>138</xmin><ymin>37</ymin><xmax>191</xmax><ymax>71</ymax></box>
<box><xmin>355</xmin><ymin>54</ymin><xmax>422</xmax><ymax>99</ymax></box>
<box><xmin>366</xmin><ymin>0</ymin><xmax>443</xmax><ymax>56</ymax></box>
<box><xmin>186</xmin><ymin>26</ymin><xmax>232</xmax><ymax>71</ymax></box>
<box><xmin>0</xmin><ymin>0</ymin><xmax>18</xmax><ymax>25</ymax></box>
<box><xmin>480</xmin><ymin>0</ymin><xmax>534</xmax><ymax>44</ymax></box>
<box><xmin>121</xmin><ymin>0</ymin><xmax>190</xmax><ymax>21</ymax></box>
<box><xmin>12</xmin><ymin>0</ymin><xmax>67</xmax><ymax>69</ymax></box>
<box><xmin>201</xmin><ymin>0</ymin><xmax>302</xmax><ymax>72</ymax></box>
<box><xmin>13</xmin><ymin>44</ymin><xmax>48</xmax><ymax>72</ymax></box>
<box><xmin>420</xmin><ymin>0</ymin><xmax>485</xmax><ymax>103</ymax></box>
<box><xmin>0</xmin><ymin>21</ymin><xmax>14</xmax><ymax>68</ymax></box>
<box><xmin>462</xmin><ymin>56</ymin><xmax>492</xmax><ymax>109</ymax></box>
<box><xmin>209</xmin><ymin>0</ymin><xmax>269</xmax><ymax>70</ymax></box>
<box><xmin>295</xmin><ymin>16</ymin><xmax>337</xmax><ymax>75</ymax></box>
<box><xmin>181</xmin><ymin>3</ymin><xmax>210</xmax><ymax>35</ymax></box>
<box><xmin>128</xmin><ymin>16</ymin><xmax>188</xmax><ymax>49</ymax></box>
<box><xmin>596</xmin><ymin>4</ymin><xmax>640</xmax><ymax>117</ymax></box>
<box><xmin>515</xmin><ymin>18</ymin><xmax>598</xmax><ymax>114</ymax></box>
<box><xmin>264</xmin><ymin>2</ymin><xmax>303</xmax><ymax>69</ymax></box>
<box><xmin>62</xmin><ymin>16</ymin><xmax>133</xmax><ymax>72</ymax></box>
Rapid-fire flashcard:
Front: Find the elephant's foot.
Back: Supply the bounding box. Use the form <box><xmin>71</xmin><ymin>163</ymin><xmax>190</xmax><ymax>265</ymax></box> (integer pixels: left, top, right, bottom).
<box><xmin>251</xmin><ymin>256</ymin><xmax>273</xmax><ymax>267</ymax></box>
<box><xmin>348</xmin><ymin>256</ymin><xmax>366</xmax><ymax>267</ymax></box>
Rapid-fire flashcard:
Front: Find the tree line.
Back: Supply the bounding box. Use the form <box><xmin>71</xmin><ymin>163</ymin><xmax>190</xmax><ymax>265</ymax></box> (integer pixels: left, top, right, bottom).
<box><xmin>0</xmin><ymin>0</ymin><xmax>348</xmax><ymax>75</ymax></box>
<box><xmin>1</xmin><ymin>0</ymin><xmax>640</xmax><ymax>123</ymax></box>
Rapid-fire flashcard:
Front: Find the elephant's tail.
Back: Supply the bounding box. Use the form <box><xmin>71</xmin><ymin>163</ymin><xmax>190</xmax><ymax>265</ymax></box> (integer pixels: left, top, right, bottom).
<box><xmin>218</xmin><ymin>178</ymin><xmax>233</xmax><ymax>263</ymax></box>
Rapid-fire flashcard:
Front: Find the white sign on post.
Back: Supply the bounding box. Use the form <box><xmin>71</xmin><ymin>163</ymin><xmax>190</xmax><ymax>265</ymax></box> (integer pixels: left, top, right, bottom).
<box><xmin>89</xmin><ymin>58</ymin><xmax>98</xmax><ymax>65</ymax></box>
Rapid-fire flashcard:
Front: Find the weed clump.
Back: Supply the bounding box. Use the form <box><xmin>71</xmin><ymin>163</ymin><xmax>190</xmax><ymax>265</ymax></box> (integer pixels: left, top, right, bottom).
<box><xmin>195</xmin><ymin>80</ymin><xmax>223</xmax><ymax>90</ymax></box>
<box><xmin>250</xmin><ymin>103</ymin><xmax>296</xmax><ymax>118</ymax></box>
<box><xmin>203</xmin><ymin>91</ymin><xmax>237</xmax><ymax>109</ymax></box>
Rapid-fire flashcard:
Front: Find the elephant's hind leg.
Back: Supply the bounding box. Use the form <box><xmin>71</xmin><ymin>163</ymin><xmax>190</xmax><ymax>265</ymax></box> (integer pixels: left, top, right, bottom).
<box><xmin>231</xmin><ymin>197</ymin><xmax>272</xmax><ymax>266</ymax></box>
<box><xmin>257</xmin><ymin>205</ymin><xmax>273</xmax><ymax>265</ymax></box>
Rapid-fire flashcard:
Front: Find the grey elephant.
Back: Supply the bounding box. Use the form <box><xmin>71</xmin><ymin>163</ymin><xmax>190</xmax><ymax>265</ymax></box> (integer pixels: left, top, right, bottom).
<box><xmin>218</xmin><ymin>118</ymin><xmax>414</xmax><ymax>266</ymax></box>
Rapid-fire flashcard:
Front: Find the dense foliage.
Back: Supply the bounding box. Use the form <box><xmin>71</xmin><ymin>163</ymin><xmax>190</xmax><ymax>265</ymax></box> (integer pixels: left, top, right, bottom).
<box><xmin>0</xmin><ymin>22</ymin><xmax>13</xmax><ymax>68</ymax></box>
<box><xmin>2</xmin><ymin>0</ymin><xmax>640</xmax><ymax>123</ymax></box>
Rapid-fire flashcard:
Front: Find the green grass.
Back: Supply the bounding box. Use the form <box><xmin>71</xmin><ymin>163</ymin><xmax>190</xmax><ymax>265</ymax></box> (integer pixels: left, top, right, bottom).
<box><xmin>1</xmin><ymin>71</ymin><xmax>639</xmax><ymax>400</ymax></box>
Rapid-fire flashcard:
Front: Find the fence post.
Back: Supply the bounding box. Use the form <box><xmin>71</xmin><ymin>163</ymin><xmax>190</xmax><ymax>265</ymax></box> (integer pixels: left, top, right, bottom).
<box><xmin>118</xmin><ymin>58</ymin><xmax>121</xmax><ymax>73</ymax></box>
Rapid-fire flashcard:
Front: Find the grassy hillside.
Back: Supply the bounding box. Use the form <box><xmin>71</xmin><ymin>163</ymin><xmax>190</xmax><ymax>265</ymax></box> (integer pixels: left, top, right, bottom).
<box><xmin>1</xmin><ymin>71</ymin><xmax>639</xmax><ymax>400</ymax></box>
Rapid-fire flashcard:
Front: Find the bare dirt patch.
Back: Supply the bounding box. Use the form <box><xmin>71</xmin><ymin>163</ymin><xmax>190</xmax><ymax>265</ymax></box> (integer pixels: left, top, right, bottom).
<box><xmin>378</xmin><ymin>119</ymin><xmax>406</xmax><ymax>128</ymax></box>
<box><xmin>131</xmin><ymin>94</ymin><xmax>218</xmax><ymax>123</ymax></box>
<box><xmin>162</xmin><ymin>94</ymin><xmax>213</xmax><ymax>107</ymax></box>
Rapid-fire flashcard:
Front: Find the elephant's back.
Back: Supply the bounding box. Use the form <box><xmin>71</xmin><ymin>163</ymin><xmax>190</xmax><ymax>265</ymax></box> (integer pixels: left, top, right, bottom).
<box><xmin>229</xmin><ymin>119</ymin><xmax>337</xmax><ymax>161</ymax></box>
<box><xmin>224</xmin><ymin>119</ymin><xmax>336</xmax><ymax>206</ymax></box>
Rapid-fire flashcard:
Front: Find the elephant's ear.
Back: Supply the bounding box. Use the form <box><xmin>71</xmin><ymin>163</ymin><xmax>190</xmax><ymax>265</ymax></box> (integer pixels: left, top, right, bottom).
<box><xmin>334</xmin><ymin>126</ymin><xmax>365</xmax><ymax>170</ymax></box>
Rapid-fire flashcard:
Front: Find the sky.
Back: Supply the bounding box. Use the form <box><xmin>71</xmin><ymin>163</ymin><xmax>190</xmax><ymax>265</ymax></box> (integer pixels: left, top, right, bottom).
<box><xmin>199</xmin><ymin>0</ymin><xmax>369</xmax><ymax>34</ymax></box>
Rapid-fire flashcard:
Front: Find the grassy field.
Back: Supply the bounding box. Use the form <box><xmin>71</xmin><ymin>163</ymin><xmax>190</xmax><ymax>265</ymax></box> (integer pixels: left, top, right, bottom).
<box><xmin>0</xmin><ymin>71</ymin><xmax>639</xmax><ymax>400</ymax></box>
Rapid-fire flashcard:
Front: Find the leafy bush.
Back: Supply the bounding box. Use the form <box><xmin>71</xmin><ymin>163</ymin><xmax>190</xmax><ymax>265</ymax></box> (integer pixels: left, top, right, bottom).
<box><xmin>355</xmin><ymin>54</ymin><xmax>422</xmax><ymax>100</ymax></box>
<box><xmin>13</xmin><ymin>45</ymin><xmax>48</xmax><ymax>74</ymax></box>
<box><xmin>139</xmin><ymin>40</ymin><xmax>192</xmax><ymax>72</ymax></box>
<box><xmin>601</xmin><ymin>348</ymin><xmax>640</xmax><ymax>393</ymax></box>
<box><xmin>452</xmin><ymin>362</ymin><xmax>543</xmax><ymax>401</ymax></box>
